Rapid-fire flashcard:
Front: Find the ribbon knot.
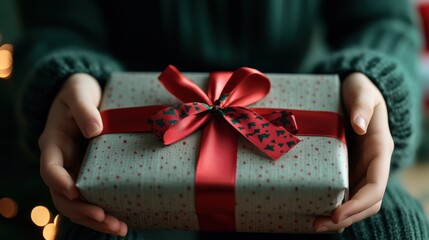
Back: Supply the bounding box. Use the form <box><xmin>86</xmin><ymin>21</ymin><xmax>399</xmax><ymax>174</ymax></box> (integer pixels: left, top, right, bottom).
<box><xmin>149</xmin><ymin>65</ymin><xmax>300</xmax><ymax>160</ymax></box>
<box><xmin>209</xmin><ymin>96</ymin><xmax>225</xmax><ymax>115</ymax></box>
<box><xmin>210</xmin><ymin>105</ymin><xmax>222</xmax><ymax>116</ymax></box>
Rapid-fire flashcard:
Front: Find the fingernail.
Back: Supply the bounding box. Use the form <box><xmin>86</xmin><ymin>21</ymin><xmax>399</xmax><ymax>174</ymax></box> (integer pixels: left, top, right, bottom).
<box><xmin>86</xmin><ymin>120</ymin><xmax>100</xmax><ymax>137</ymax></box>
<box><xmin>316</xmin><ymin>226</ymin><xmax>329</xmax><ymax>232</ymax></box>
<box><xmin>355</xmin><ymin>115</ymin><xmax>366</xmax><ymax>133</ymax></box>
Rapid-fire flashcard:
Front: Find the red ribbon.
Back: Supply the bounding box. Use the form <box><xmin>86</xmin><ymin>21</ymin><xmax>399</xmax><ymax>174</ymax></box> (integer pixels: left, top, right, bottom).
<box><xmin>99</xmin><ymin>65</ymin><xmax>346</xmax><ymax>231</ymax></box>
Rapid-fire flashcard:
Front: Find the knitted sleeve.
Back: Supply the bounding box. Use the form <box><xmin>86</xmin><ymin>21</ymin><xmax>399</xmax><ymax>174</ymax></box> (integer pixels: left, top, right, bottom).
<box><xmin>315</xmin><ymin>0</ymin><xmax>423</xmax><ymax>172</ymax></box>
<box><xmin>14</xmin><ymin>0</ymin><xmax>123</xmax><ymax>157</ymax></box>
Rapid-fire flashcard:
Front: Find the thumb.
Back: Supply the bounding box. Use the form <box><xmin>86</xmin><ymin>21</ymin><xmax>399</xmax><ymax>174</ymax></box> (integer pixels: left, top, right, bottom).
<box><xmin>63</xmin><ymin>73</ymin><xmax>103</xmax><ymax>138</ymax></box>
<box><xmin>342</xmin><ymin>73</ymin><xmax>376</xmax><ymax>136</ymax></box>
<box><xmin>349</xmin><ymin>96</ymin><xmax>374</xmax><ymax>135</ymax></box>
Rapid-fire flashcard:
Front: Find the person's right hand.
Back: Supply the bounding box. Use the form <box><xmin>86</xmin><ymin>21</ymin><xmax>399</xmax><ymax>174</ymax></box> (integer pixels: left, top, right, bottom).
<box><xmin>38</xmin><ymin>73</ymin><xmax>128</xmax><ymax>236</ymax></box>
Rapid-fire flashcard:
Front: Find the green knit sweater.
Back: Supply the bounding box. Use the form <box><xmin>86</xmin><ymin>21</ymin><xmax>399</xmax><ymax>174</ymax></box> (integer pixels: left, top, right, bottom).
<box><xmin>14</xmin><ymin>0</ymin><xmax>429</xmax><ymax>239</ymax></box>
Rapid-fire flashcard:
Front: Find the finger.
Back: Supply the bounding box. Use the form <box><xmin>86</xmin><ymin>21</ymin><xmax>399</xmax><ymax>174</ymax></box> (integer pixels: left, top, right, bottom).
<box><xmin>40</xmin><ymin>142</ymin><xmax>80</xmax><ymax>200</ymax></box>
<box><xmin>53</xmin><ymin>188</ymin><xmax>128</xmax><ymax>237</ymax></box>
<box><xmin>74</xmin><ymin>215</ymin><xmax>128</xmax><ymax>237</ymax></box>
<box><xmin>333</xmin><ymin>143</ymin><xmax>390</xmax><ymax>223</ymax></box>
<box><xmin>333</xmin><ymin>150</ymin><xmax>390</xmax><ymax>223</ymax></box>
<box><xmin>62</xmin><ymin>74</ymin><xmax>103</xmax><ymax>138</ymax></box>
<box><xmin>118</xmin><ymin>221</ymin><xmax>128</xmax><ymax>236</ymax></box>
<box><xmin>349</xmin><ymin>133</ymin><xmax>391</xmax><ymax>189</ymax></box>
<box><xmin>332</xmin><ymin>183</ymin><xmax>382</xmax><ymax>223</ymax></box>
<box><xmin>50</xmin><ymin>189</ymin><xmax>105</xmax><ymax>222</ymax></box>
<box><xmin>314</xmin><ymin>200</ymin><xmax>382</xmax><ymax>232</ymax></box>
<box><xmin>349</xmin><ymin>176</ymin><xmax>367</xmax><ymax>197</ymax></box>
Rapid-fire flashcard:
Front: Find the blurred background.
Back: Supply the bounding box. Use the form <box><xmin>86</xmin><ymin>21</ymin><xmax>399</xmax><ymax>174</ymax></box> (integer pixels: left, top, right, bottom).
<box><xmin>1</xmin><ymin>0</ymin><xmax>429</xmax><ymax>239</ymax></box>
<box><xmin>0</xmin><ymin>0</ymin><xmax>58</xmax><ymax>239</ymax></box>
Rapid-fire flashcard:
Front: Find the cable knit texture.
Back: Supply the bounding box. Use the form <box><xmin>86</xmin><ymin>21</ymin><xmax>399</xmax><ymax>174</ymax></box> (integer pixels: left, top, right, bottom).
<box><xmin>14</xmin><ymin>0</ymin><xmax>428</xmax><ymax>239</ymax></box>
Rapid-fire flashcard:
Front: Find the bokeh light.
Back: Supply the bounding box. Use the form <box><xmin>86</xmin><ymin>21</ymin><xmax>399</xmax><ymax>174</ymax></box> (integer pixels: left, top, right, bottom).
<box><xmin>53</xmin><ymin>214</ymin><xmax>60</xmax><ymax>226</ymax></box>
<box><xmin>42</xmin><ymin>223</ymin><xmax>57</xmax><ymax>240</ymax></box>
<box><xmin>31</xmin><ymin>206</ymin><xmax>51</xmax><ymax>227</ymax></box>
<box><xmin>0</xmin><ymin>197</ymin><xmax>18</xmax><ymax>218</ymax></box>
<box><xmin>0</xmin><ymin>43</ymin><xmax>13</xmax><ymax>79</ymax></box>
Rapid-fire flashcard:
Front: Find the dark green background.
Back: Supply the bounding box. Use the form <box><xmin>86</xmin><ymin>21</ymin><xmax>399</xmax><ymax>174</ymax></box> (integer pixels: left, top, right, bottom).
<box><xmin>1</xmin><ymin>1</ymin><xmax>55</xmax><ymax>239</ymax></box>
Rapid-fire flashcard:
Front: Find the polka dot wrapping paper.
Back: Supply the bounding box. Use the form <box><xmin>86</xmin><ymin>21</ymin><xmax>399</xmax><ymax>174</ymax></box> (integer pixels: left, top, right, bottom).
<box><xmin>76</xmin><ymin>71</ymin><xmax>348</xmax><ymax>233</ymax></box>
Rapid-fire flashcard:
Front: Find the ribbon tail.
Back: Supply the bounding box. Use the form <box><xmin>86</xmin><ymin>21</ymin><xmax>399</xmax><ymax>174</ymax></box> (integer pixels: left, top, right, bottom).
<box><xmin>195</xmin><ymin>118</ymin><xmax>237</xmax><ymax>232</ymax></box>
<box><xmin>264</xmin><ymin>110</ymin><xmax>299</xmax><ymax>135</ymax></box>
<box><xmin>222</xmin><ymin>107</ymin><xmax>300</xmax><ymax>160</ymax></box>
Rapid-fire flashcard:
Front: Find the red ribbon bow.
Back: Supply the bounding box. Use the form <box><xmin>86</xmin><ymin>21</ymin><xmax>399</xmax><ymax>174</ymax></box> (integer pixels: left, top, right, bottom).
<box><xmin>149</xmin><ymin>65</ymin><xmax>301</xmax><ymax>160</ymax></box>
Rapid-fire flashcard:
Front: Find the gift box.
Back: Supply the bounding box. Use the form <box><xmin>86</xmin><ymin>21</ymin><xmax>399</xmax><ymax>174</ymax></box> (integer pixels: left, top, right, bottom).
<box><xmin>76</xmin><ymin>66</ymin><xmax>348</xmax><ymax>233</ymax></box>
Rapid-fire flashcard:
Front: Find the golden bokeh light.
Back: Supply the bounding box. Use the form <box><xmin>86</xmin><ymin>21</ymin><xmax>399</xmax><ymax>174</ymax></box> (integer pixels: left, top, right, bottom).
<box><xmin>0</xmin><ymin>197</ymin><xmax>18</xmax><ymax>218</ymax></box>
<box><xmin>0</xmin><ymin>43</ymin><xmax>13</xmax><ymax>79</ymax></box>
<box><xmin>42</xmin><ymin>223</ymin><xmax>57</xmax><ymax>240</ymax></box>
<box><xmin>53</xmin><ymin>214</ymin><xmax>60</xmax><ymax>226</ymax></box>
<box><xmin>0</xmin><ymin>44</ymin><xmax>12</xmax><ymax>68</ymax></box>
<box><xmin>31</xmin><ymin>206</ymin><xmax>51</xmax><ymax>227</ymax></box>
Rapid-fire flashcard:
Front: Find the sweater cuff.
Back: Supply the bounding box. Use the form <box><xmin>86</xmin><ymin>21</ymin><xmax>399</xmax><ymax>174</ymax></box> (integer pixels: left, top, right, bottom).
<box><xmin>19</xmin><ymin>49</ymin><xmax>123</xmax><ymax>151</ymax></box>
<box><xmin>314</xmin><ymin>48</ymin><xmax>420</xmax><ymax>172</ymax></box>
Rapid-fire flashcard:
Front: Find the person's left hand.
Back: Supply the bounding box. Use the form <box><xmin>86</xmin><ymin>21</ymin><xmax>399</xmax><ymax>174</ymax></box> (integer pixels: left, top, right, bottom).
<box><xmin>313</xmin><ymin>72</ymin><xmax>394</xmax><ymax>232</ymax></box>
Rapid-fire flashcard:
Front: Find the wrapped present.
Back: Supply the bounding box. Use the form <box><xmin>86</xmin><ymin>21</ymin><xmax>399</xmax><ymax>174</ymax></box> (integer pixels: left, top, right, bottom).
<box><xmin>76</xmin><ymin>66</ymin><xmax>348</xmax><ymax>233</ymax></box>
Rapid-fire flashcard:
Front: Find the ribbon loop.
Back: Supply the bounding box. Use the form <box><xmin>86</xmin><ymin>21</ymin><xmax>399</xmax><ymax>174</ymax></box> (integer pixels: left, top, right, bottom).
<box><xmin>207</xmin><ymin>72</ymin><xmax>232</xmax><ymax>101</ymax></box>
<box><xmin>158</xmin><ymin>65</ymin><xmax>213</xmax><ymax>105</ymax></box>
<box><xmin>220</xmin><ymin>67</ymin><xmax>271</xmax><ymax>107</ymax></box>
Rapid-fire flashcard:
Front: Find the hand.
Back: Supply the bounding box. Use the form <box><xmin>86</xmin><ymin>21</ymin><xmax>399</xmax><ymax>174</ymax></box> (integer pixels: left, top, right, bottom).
<box><xmin>313</xmin><ymin>72</ymin><xmax>394</xmax><ymax>232</ymax></box>
<box><xmin>38</xmin><ymin>73</ymin><xmax>128</xmax><ymax>236</ymax></box>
